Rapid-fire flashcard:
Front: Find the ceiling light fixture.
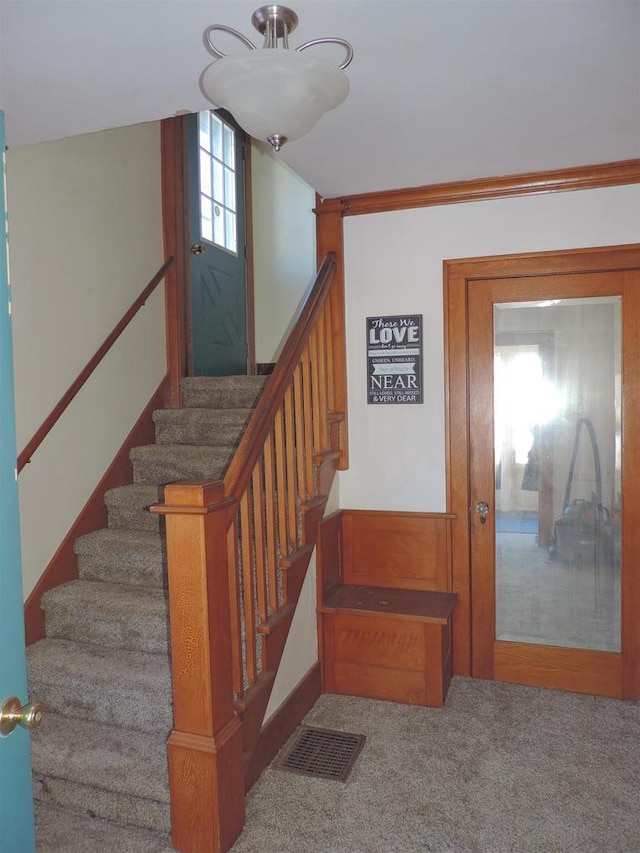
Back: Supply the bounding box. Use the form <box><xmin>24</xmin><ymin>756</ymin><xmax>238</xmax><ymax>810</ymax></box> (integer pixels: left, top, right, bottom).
<box><xmin>200</xmin><ymin>5</ymin><xmax>353</xmax><ymax>152</ymax></box>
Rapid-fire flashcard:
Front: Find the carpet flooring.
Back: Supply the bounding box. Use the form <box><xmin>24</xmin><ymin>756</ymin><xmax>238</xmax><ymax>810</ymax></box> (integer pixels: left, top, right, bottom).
<box><xmin>233</xmin><ymin>678</ymin><xmax>640</xmax><ymax>853</ymax></box>
<box><xmin>35</xmin><ymin>676</ymin><xmax>640</xmax><ymax>851</ymax></box>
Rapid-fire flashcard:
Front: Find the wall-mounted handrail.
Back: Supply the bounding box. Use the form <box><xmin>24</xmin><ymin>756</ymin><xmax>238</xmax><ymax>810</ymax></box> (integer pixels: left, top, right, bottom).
<box><xmin>17</xmin><ymin>257</ymin><xmax>175</xmax><ymax>473</ymax></box>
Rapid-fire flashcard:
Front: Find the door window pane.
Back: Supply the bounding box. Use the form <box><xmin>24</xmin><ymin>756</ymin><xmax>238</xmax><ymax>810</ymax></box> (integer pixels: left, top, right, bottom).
<box><xmin>494</xmin><ymin>297</ymin><xmax>621</xmax><ymax>653</ymax></box>
<box><xmin>197</xmin><ymin>111</ymin><xmax>238</xmax><ymax>254</ymax></box>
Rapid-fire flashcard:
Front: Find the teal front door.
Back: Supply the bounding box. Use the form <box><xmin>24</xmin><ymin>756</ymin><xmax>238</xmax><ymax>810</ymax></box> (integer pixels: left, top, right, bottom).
<box><xmin>0</xmin><ymin>112</ymin><xmax>36</xmax><ymax>852</ymax></box>
<box><xmin>187</xmin><ymin>110</ymin><xmax>249</xmax><ymax>376</ymax></box>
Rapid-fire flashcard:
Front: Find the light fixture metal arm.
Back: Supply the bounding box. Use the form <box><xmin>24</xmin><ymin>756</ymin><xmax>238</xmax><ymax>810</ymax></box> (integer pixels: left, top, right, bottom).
<box><xmin>203</xmin><ymin>24</ymin><xmax>257</xmax><ymax>59</ymax></box>
<box><xmin>297</xmin><ymin>38</ymin><xmax>354</xmax><ymax>70</ymax></box>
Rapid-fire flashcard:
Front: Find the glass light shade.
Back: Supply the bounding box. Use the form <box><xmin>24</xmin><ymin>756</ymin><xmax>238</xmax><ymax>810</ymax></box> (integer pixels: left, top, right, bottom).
<box><xmin>200</xmin><ymin>49</ymin><xmax>349</xmax><ymax>144</ymax></box>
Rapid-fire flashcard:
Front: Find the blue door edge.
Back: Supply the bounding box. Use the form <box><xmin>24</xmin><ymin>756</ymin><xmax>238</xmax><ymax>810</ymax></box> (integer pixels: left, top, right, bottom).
<box><xmin>0</xmin><ymin>109</ymin><xmax>37</xmax><ymax>853</ymax></box>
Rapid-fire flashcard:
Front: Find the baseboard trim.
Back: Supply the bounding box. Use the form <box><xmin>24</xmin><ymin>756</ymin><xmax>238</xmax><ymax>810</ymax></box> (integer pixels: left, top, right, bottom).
<box><xmin>244</xmin><ymin>662</ymin><xmax>322</xmax><ymax>791</ymax></box>
<box><xmin>24</xmin><ymin>375</ymin><xmax>169</xmax><ymax>645</ymax></box>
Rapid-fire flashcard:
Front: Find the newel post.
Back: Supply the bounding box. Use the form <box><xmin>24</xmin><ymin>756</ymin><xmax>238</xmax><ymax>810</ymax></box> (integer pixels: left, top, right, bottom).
<box><xmin>316</xmin><ymin>200</ymin><xmax>349</xmax><ymax>469</ymax></box>
<box><xmin>152</xmin><ymin>481</ymin><xmax>245</xmax><ymax>853</ymax></box>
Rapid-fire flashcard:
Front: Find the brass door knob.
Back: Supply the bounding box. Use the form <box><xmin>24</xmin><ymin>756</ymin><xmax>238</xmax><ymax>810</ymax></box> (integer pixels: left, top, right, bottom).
<box><xmin>0</xmin><ymin>696</ymin><xmax>43</xmax><ymax>736</ymax></box>
<box><xmin>191</xmin><ymin>243</ymin><xmax>206</xmax><ymax>255</ymax></box>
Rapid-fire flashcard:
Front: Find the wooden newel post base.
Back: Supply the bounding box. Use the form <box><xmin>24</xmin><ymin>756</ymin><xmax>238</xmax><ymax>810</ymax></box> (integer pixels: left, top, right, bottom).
<box><xmin>152</xmin><ymin>481</ymin><xmax>245</xmax><ymax>853</ymax></box>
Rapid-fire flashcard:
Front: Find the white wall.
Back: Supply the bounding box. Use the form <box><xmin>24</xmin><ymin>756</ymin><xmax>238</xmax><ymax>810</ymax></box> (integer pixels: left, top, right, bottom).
<box><xmin>251</xmin><ymin>142</ymin><xmax>317</xmax><ymax>363</ymax></box>
<box><xmin>6</xmin><ymin>122</ymin><xmax>165</xmax><ymax>598</ymax></box>
<box><xmin>339</xmin><ymin>184</ymin><xmax>640</xmax><ymax>512</ymax></box>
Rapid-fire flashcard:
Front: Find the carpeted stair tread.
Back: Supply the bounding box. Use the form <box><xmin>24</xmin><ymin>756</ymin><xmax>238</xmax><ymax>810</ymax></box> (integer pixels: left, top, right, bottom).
<box><xmin>27</xmin><ymin>638</ymin><xmax>172</xmax><ymax>733</ymax></box>
<box><xmin>130</xmin><ymin>443</ymin><xmax>236</xmax><ymax>485</ymax></box>
<box><xmin>41</xmin><ymin>580</ymin><xmax>169</xmax><ymax>653</ymax></box>
<box><xmin>32</xmin><ymin>712</ymin><xmax>170</xmax><ymax>805</ymax></box>
<box><xmin>105</xmin><ymin>484</ymin><xmax>164</xmax><ymax>532</ymax></box>
<box><xmin>35</xmin><ymin>802</ymin><xmax>175</xmax><ymax>852</ymax></box>
<box><xmin>181</xmin><ymin>375</ymin><xmax>267</xmax><ymax>409</ymax></box>
<box><xmin>153</xmin><ymin>407</ymin><xmax>253</xmax><ymax>446</ymax></box>
<box><xmin>75</xmin><ymin>528</ymin><xmax>165</xmax><ymax>588</ymax></box>
<box><xmin>32</xmin><ymin>373</ymin><xmax>275</xmax><ymax>844</ymax></box>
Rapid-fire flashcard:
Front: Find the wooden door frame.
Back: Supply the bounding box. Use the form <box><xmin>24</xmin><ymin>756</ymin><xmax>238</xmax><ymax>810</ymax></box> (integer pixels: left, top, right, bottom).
<box><xmin>444</xmin><ymin>243</ymin><xmax>640</xmax><ymax>698</ymax></box>
<box><xmin>160</xmin><ymin>114</ymin><xmax>255</xmax><ymax>403</ymax></box>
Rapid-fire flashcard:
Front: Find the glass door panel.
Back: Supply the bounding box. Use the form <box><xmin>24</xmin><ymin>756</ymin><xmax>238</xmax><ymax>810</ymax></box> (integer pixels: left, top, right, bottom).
<box><xmin>494</xmin><ymin>297</ymin><xmax>621</xmax><ymax>653</ymax></box>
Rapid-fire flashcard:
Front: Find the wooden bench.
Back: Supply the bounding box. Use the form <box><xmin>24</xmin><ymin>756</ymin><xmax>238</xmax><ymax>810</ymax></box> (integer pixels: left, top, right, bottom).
<box><xmin>319</xmin><ymin>584</ymin><xmax>457</xmax><ymax>707</ymax></box>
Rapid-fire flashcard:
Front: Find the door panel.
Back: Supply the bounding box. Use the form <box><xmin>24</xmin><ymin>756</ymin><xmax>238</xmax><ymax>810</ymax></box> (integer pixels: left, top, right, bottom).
<box><xmin>468</xmin><ymin>270</ymin><xmax>640</xmax><ymax>698</ymax></box>
<box><xmin>0</xmin><ymin>111</ymin><xmax>36</xmax><ymax>852</ymax></box>
<box><xmin>187</xmin><ymin>110</ymin><xmax>248</xmax><ymax>376</ymax></box>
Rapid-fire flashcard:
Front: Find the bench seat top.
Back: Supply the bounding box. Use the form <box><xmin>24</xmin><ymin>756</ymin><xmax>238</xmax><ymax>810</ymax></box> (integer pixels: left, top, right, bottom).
<box><xmin>320</xmin><ymin>584</ymin><xmax>457</xmax><ymax>624</ymax></box>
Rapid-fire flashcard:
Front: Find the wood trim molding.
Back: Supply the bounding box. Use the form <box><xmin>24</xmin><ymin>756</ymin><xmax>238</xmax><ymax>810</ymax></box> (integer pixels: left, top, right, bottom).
<box><xmin>244</xmin><ymin>662</ymin><xmax>322</xmax><ymax>792</ymax></box>
<box><xmin>444</xmin><ymin>244</ymin><xmax>640</xmax><ymax>683</ymax></box>
<box><xmin>316</xmin><ymin>158</ymin><xmax>640</xmax><ymax>218</ymax></box>
<box><xmin>24</xmin><ymin>376</ymin><xmax>169</xmax><ymax>645</ymax></box>
<box><xmin>161</xmin><ymin>117</ymin><xmax>189</xmax><ymax>407</ymax></box>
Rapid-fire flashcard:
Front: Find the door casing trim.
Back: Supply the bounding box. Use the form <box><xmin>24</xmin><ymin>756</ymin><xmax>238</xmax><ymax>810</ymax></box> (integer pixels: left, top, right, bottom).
<box><xmin>161</xmin><ymin>115</ymin><xmax>255</xmax><ymax>389</ymax></box>
<box><xmin>444</xmin><ymin>243</ymin><xmax>640</xmax><ymax>691</ymax></box>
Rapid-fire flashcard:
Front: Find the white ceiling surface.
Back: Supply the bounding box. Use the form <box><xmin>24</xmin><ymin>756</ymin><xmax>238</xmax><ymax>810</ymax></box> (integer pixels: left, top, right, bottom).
<box><xmin>1</xmin><ymin>1</ymin><xmax>639</xmax><ymax>198</ymax></box>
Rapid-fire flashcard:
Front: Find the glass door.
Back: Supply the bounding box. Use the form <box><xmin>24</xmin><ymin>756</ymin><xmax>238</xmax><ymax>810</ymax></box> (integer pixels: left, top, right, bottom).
<box><xmin>468</xmin><ymin>271</ymin><xmax>639</xmax><ymax>698</ymax></box>
<box><xmin>494</xmin><ymin>299</ymin><xmax>620</xmax><ymax>653</ymax></box>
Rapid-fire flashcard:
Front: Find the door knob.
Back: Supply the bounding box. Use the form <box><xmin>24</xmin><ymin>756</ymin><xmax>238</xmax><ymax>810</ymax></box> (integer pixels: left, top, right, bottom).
<box><xmin>191</xmin><ymin>243</ymin><xmax>206</xmax><ymax>255</ymax></box>
<box><xmin>0</xmin><ymin>696</ymin><xmax>43</xmax><ymax>736</ymax></box>
<box><xmin>475</xmin><ymin>501</ymin><xmax>490</xmax><ymax>524</ymax></box>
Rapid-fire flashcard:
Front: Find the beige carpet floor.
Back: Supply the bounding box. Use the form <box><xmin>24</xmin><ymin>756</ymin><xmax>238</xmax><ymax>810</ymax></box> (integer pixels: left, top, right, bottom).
<box><xmin>232</xmin><ymin>677</ymin><xmax>640</xmax><ymax>853</ymax></box>
<box><xmin>36</xmin><ymin>676</ymin><xmax>640</xmax><ymax>851</ymax></box>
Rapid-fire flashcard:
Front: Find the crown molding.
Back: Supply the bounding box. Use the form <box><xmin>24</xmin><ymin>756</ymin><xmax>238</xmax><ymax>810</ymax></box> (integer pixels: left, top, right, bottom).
<box><xmin>315</xmin><ymin>159</ymin><xmax>640</xmax><ymax>218</ymax></box>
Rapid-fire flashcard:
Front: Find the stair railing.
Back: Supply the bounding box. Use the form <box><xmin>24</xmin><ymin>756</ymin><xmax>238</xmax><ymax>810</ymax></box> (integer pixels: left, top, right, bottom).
<box><xmin>223</xmin><ymin>251</ymin><xmax>344</xmax><ymax>704</ymax></box>
<box><xmin>153</xmin><ymin>251</ymin><xmax>347</xmax><ymax>853</ymax></box>
<box><xmin>17</xmin><ymin>257</ymin><xmax>175</xmax><ymax>472</ymax></box>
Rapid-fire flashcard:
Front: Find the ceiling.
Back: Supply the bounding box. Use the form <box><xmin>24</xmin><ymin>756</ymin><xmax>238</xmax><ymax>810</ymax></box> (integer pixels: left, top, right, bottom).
<box><xmin>1</xmin><ymin>1</ymin><xmax>639</xmax><ymax>199</ymax></box>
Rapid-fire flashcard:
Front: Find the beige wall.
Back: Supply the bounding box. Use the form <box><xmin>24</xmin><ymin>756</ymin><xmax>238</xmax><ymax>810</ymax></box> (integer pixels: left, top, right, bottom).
<box><xmin>6</xmin><ymin>121</ymin><xmax>165</xmax><ymax>598</ymax></box>
<box><xmin>339</xmin><ymin>184</ymin><xmax>640</xmax><ymax>513</ymax></box>
<box><xmin>251</xmin><ymin>142</ymin><xmax>317</xmax><ymax>363</ymax></box>
<box><xmin>264</xmin><ymin>476</ymin><xmax>339</xmax><ymax>722</ymax></box>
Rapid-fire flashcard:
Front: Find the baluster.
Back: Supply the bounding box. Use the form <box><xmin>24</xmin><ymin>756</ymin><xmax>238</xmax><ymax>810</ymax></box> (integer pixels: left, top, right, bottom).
<box><xmin>239</xmin><ymin>490</ymin><xmax>257</xmax><ymax>685</ymax></box>
<box><xmin>316</xmin><ymin>310</ymin><xmax>330</xmax><ymax>452</ymax></box>
<box><xmin>263</xmin><ymin>430</ymin><xmax>279</xmax><ymax>613</ymax></box>
<box><xmin>323</xmin><ymin>298</ymin><xmax>336</xmax><ymax>421</ymax></box>
<box><xmin>274</xmin><ymin>405</ymin><xmax>290</xmax><ymax>560</ymax></box>
<box><xmin>292</xmin><ymin>363</ymin><xmax>307</xmax><ymax>500</ymax></box>
<box><xmin>283</xmin><ymin>385</ymin><xmax>299</xmax><ymax>547</ymax></box>
<box><xmin>301</xmin><ymin>344</ymin><xmax>315</xmax><ymax>496</ymax></box>
<box><xmin>309</xmin><ymin>325</ymin><xmax>322</xmax><ymax>454</ymax></box>
<box><xmin>251</xmin><ymin>460</ymin><xmax>268</xmax><ymax>625</ymax></box>
<box><xmin>226</xmin><ymin>516</ymin><xmax>244</xmax><ymax>699</ymax></box>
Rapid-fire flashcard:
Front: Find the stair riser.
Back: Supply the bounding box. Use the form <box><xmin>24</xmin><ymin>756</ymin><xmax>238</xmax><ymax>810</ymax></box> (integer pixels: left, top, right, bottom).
<box><xmin>78</xmin><ymin>561</ymin><xmax>165</xmax><ymax>589</ymax></box>
<box><xmin>130</xmin><ymin>448</ymin><xmax>233</xmax><ymax>485</ymax></box>
<box><xmin>28</xmin><ymin>673</ymin><xmax>172</xmax><ymax>735</ymax></box>
<box><xmin>181</xmin><ymin>377</ymin><xmax>267</xmax><ymax>409</ymax></box>
<box><xmin>43</xmin><ymin>606</ymin><xmax>169</xmax><ymax>655</ymax></box>
<box><xmin>75</xmin><ymin>531</ymin><xmax>166</xmax><ymax>588</ymax></box>
<box><xmin>34</xmin><ymin>775</ymin><xmax>170</xmax><ymax>834</ymax></box>
<box><xmin>153</xmin><ymin>410</ymin><xmax>252</xmax><ymax>447</ymax></box>
<box><xmin>106</xmin><ymin>502</ymin><xmax>161</xmax><ymax>533</ymax></box>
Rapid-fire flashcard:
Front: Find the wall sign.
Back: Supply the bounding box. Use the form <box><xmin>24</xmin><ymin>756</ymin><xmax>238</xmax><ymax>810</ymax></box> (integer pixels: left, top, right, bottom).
<box><xmin>367</xmin><ymin>314</ymin><xmax>423</xmax><ymax>404</ymax></box>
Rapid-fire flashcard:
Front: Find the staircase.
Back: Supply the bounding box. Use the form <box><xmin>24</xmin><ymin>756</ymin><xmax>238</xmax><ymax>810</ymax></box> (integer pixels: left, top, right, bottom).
<box><xmin>29</xmin><ymin>375</ymin><xmax>267</xmax><ymax>850</ymax></box>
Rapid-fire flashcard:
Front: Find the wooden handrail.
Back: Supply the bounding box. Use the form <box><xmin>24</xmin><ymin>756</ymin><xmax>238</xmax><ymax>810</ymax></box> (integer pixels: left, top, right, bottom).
<box><xmin>223</xmin><ymin>252</ymin><xmax>336</xmax><ymax>499</ymax></box>
<box><xmin>17</xmin><ymin>257</ymin><xmax>175</xmax><ymax>473</ymax></box>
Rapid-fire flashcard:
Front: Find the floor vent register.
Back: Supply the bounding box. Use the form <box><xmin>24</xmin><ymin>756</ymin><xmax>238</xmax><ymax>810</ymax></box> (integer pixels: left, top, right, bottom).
<box><xmin>275</xmin><ymin>726</ymin><xmax>366</xmax><ymax>782</ymax></box>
